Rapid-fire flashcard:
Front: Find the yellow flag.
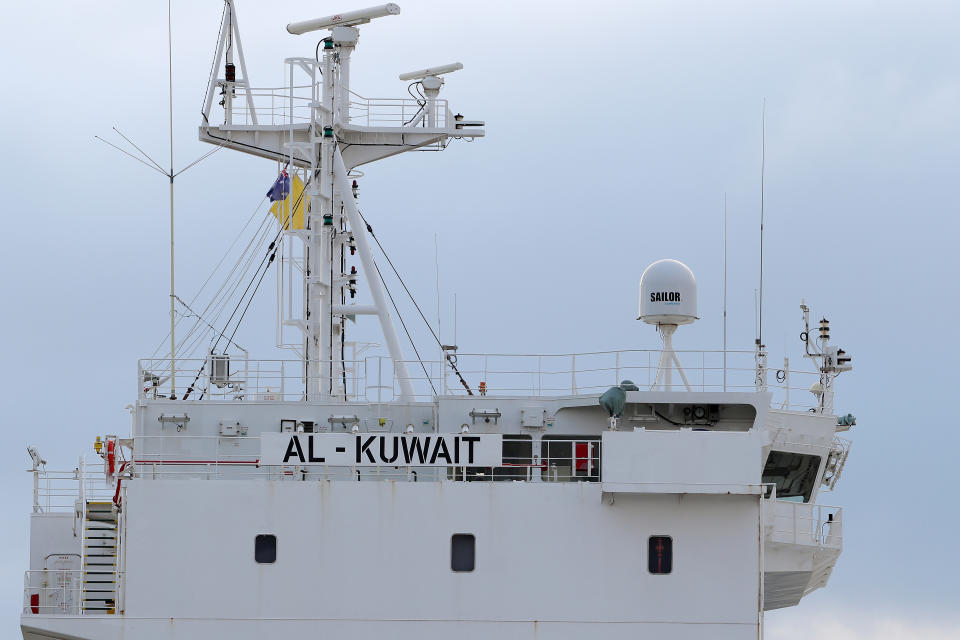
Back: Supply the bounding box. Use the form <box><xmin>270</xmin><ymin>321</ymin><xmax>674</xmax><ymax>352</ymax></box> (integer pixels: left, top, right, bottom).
<box><xmin>270</xmin><ymin>174</ymin><xmax>308</xmax><ymax>230</ymax></box>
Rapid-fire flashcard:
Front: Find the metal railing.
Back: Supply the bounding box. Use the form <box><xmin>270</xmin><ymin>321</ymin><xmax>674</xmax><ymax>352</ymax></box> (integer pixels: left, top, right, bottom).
<box><xmin>140</xmin><ymin>350</ymin><xmax>824</xmax><ymax>409</ymax></box>
<box><xmin>348</xmin><ymin>96</ymin><xmax>449</xmax><ymax>129</ymax></box>
<box><xmin>138</xmin><ymin>357</ymin><xmax>376</xmax><ymax>402</ymax></box>
<box><xmin>768</xmin><ymin>499</ymin><xmax>842</xmax><ymax>549</ymax></box>
<box><xmin>32</xmin><ymin>465</ymin><xmax>113</xmax><ymax>514</ymax></box>
<box><xmin>23</xmin><ymin>570</ymin><xmax>82</xmax><ymax>615</ymax></box>
<box><xmin>23</xmin><ymin>570</ymin><xmax>122</xmax><ymax>616</ymax></box>
<box><xmin>219</xmin><ymin>82</ymin><xmax>451</xmax><ymax>132</ymax></box>
<box><xmin>228</xmin><ymin>85</ymin><xmax>316</xmax><ymax>126</ymax></box>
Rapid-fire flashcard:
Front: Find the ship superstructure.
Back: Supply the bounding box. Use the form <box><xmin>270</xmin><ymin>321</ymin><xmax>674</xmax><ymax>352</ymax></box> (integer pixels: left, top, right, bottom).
<box><xmin>21</xmin><ymin>4</ymin><xmax>855</xmax><ymax>639</ymax></box>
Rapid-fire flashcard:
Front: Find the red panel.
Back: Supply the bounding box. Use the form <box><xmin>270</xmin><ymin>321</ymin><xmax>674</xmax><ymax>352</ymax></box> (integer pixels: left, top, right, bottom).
<box><xmin>30</xmin><ymin>593</ymin><xmax>39</xmax><ymax>614</ymax></box>
<box><xmin>575</xmin><ymin>442</ymin><xmax>590</xmax><ymax>471</ymax></box>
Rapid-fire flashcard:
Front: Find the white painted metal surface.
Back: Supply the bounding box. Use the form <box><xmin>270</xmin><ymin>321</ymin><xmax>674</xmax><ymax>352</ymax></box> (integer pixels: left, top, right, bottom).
<box><xmin>20</xmin><ymin>4</ymin><xmax>856</xmax><ymax>639</ymax></box>
<box><xmin>639</xmin><ymin>259</ymin><xmax>698</xmax><ymax>325</ymax></box>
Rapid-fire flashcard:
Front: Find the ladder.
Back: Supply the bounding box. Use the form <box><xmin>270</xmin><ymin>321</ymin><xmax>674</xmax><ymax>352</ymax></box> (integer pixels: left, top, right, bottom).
<box><xmin>81</xmin><ymin>501</ymin><xmax>118</xmax><ymax>614</ymax></box>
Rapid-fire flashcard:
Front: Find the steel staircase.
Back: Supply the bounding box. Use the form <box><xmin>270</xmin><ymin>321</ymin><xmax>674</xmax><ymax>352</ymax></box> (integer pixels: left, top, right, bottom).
<box><xmin>81</xmin><ymin>501</ymin><xmax>118</xmax><ymax>614</ymax></box>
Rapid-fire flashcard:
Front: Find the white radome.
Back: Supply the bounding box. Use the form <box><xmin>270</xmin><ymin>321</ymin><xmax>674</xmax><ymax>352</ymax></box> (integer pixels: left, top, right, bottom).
<box><xmin>638</xmin><ymin>258</ymin><xmax>698</xmax><ymax>325</ymax></box>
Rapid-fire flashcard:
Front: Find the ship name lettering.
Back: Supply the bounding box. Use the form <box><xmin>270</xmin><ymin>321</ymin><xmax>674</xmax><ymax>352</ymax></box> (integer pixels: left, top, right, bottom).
<box><xmin>280</xmin><ymin>435</ymin><xmax>485</xmax><ymax>465</ymax></box>
<box><xmin>282</xmin><ymin>435</ymin><xmax>305</xmax><ymax>463</ymax></box>
<box><xmin>357</xmin><ymin>435</ymin><xmax>484</xmax><ymax>465</ymax></box>
<box><xmin>400</xmin><ymin>436</ymin><xmax>429</xmax><ymax>464</ymax></box>
<box><xmin>650</xmin><ymin>291</ymin><xmax>681</xmax><ymax>302</ymax></box>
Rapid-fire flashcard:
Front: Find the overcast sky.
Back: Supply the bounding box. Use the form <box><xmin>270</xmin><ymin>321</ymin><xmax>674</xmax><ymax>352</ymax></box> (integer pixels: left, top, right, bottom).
<box><xmin>1</xmin><ymin>0</ymin><xmax>958</xmax><ymax>637</ymax></box>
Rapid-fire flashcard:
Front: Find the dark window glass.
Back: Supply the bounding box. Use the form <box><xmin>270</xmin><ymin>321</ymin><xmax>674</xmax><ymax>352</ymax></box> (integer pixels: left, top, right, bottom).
<box><xmin>648</xmin><ymin>536</ymin><xmax>672</xmax><ymax>574</ymax></box>
<box><xmin>540</xmin><ymin>436</ymin><xmax>602</xmax><ymax>483</ymax></box>
<box><xmin>451</xmin><ymin>534</ymin><xmax>475</xmax><ymax>572</ymax></box>
<box><xmin>255</xmin><ymin>534</ymin><xmax>277</xmax><ymax>564</ymax></box>
<box><xmin>762</xmin><ymin>451</ymin><xmax>822</xmax><ymax>502</ymax></box>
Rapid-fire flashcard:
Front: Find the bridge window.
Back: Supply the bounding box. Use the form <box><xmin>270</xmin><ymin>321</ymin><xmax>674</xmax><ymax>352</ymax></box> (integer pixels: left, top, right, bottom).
<box><xmin>494</xmin><ymin>435</ymin><xmax>533</xmax><ymax>480</ymax></box>
<box><xmin>255</xmin><ymin>534</ymin><xmax>277</xmax><ymax>564</ymax></box>
<box><xmin>451</xmin><ymin>534</ymin><xmax>475</xmax><ymax>572</ymax></box>
<box><xmin>648</xmin><ymin>536</ymin><xmax>672</xmax><ymax>574</ymax></box>
<box><xmin>541</xmin><ymin>436</ymin><xmax>601</xmax><ymax>482</ymax></box>
<box><xmin>448</xmin><ymin>435</ymin><xmax>532</xmax><ymax>482</ymax></box>
<box><xmin>762</xmin><ymin>451</ymin><xmax>822</xmax><ymax>502</ymax></box>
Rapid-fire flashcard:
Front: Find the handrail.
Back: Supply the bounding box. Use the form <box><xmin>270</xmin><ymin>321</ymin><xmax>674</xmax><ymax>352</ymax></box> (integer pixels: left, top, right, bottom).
<box><xmin>767</xmin><ymin>500</ymin><xmax>842</xmax><ymax>549</ymax></box>
<box><xmin>23</xmin><ymin>570</ymin><xmax>123</xmax><ymax>616</ymax></box>
<box><xmin>136</xmin><ymin>349</ymin><xmax>824</xmax><ymax>409</ymax></box>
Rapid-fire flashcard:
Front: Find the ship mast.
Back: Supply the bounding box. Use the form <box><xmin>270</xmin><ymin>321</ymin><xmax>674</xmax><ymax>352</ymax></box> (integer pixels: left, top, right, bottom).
<box><xmin>199</xmin><ymin>2</ymin><xmax>484</xmax><ymax>401</ymax></box>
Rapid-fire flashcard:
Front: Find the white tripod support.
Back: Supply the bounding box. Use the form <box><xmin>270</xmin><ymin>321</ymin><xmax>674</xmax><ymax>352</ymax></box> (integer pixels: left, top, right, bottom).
<box><xmin>651</xmin><ymin>324</ymin><xmax>692</xmax><ymax>392</ymax></box>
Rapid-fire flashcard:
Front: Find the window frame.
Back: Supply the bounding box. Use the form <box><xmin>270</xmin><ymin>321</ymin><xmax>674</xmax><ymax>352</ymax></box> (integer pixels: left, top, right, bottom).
<box><xmin>451</xmin><ymin>533</ymin><xmax>476</xmax><ymax>572</ymax></box>
<box><xmin>255</xmin><ymin>534</ymin><xmax>277</xmax><ymax>564</ymax></box>
<box><xmin>648</xmin><ymin>535</ymin><xmax>673</xmax><ymax>575</ymax></box>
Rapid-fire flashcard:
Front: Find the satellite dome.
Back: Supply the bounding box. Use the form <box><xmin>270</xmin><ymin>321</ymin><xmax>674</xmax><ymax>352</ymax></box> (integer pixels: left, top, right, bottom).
<box><xmin>638</xmin><ymin>259</ymin><xmax>698</xmax><ymax>325</ymax></box>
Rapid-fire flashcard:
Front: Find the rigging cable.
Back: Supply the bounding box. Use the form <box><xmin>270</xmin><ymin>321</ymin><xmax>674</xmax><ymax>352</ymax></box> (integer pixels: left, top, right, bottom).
<box><xmin>173</xmin><ymin>295</ymin><xmax>244</xmax><ymax>353</ymax></box>
<box><xmin>224</xmin><ymin>249</ymin><xmax>277</xmax><ymax>352</ymax></box>
<box><xmin>314</xmin><ymin>40</ymin><xmax>326</xmax><ymax>73</ymax></box>
<box><xmin>150</xmin><ymin>195</ymin><xmax>269</xmax><ymax>359</ymax></box>
<box><xmin>403</xmin><ymin>82</ymin><xmax>427</xmax><ymax>126</ymax></box>
<box><xmin>185</xmin><ymin>236</ymin><xmax>278</xmax><ymax>400</ymax></box>
<box><xmin>183</xmin><ymin>178</ymin><xmax>309</xmax><ymax>398</ymax></box>
<box><xmin>214</xmin><ymin>175</ymin><xmax>309</xmax><ymax>356</ymax></box>
<box><xmin>179</xmin><ymin>210</ymin><xmax>275</xmax><ymax>357</ymax></box>
<box><xmin>355</xmin><ymin>209</ymin><xmax>473</xmax><ymax>395</ymax></box>
<box><xmin>158</xmin><ymin>209</ymin><xmax>272</xmax><ymax>362</ymax></box>
<box><xmin>174</xmin><ymin>211</ymin><xmax>275</xmax><ymax>362</ymax></box>
<box><xmin>372</xmin><ymin>260</ymin><xmax>438</xmax><ymax>397</ymax></box>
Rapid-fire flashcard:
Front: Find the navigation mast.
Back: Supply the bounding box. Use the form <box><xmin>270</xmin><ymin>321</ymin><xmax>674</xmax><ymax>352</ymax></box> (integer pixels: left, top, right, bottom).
<box><xmin>199</xmin><ymin>2</ymin><xmax>484</xmax><ymax>401</ymax></box>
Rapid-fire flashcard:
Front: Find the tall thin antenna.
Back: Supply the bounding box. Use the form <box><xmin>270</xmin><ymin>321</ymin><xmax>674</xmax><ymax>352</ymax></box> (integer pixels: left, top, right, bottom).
<box><xmin>96</xmin><ymin>1</ymin><xmax>229</xmax><ymax>388</ymax></box>
<box><xmin>758</xmin><ymin>98</ymin><xmax>766</xmax><ymax>347</ymax></box>
<box><xmin>723</xmin><ymin>192</ymin><xmax>728</xmax><ymax>392</ymax></box>
<box><xmin>753</xmin><ymin>288</ymin><xmax>759</xmax><ymax>341</ymax></box>
<box><xmin>168</xmin><ymin>0</ymin><xmax>177</xmax><ymax>397</ymax></box>
<box><xmin>435</xmin><ymin>232</ymin><xmax>442</xmax><ymax>343</ymax></box>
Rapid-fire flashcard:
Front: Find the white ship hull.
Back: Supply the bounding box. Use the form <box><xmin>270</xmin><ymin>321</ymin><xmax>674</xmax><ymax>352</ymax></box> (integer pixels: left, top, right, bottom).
<box><xmin>25</xmin><ymin>480</ymin><xmax>763</xmax><ymax>640</ymax></box>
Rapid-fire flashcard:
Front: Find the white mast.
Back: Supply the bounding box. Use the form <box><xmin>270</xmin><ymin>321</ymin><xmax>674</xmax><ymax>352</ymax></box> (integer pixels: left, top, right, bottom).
<box><xmin>199</xmin><ymin>3</ymin><xmax>484</xmax><ymax>402</ymax></box>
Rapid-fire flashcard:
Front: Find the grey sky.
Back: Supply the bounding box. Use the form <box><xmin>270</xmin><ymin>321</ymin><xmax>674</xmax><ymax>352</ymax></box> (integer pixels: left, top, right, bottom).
<box><xmin>1</xmin><ymin>0</ymin><xmax>958</xmax><ymax>636</ymax></box>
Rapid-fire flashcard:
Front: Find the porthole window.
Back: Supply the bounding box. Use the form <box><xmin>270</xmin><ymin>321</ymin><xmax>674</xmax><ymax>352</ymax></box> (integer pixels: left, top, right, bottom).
<box><xmin>648</xmin><ymin>536</ymin><xmax>672</xmax><ymax>574</ymax></box>
<box><xmin>451</xmin><ymin>534</ymin><xmax>475</xmax><ymax>572</ymax></box>
<box><xmin>255</xmin><ymin>534</ymin><xmax>277</xmax><ymax>564</ymax></box>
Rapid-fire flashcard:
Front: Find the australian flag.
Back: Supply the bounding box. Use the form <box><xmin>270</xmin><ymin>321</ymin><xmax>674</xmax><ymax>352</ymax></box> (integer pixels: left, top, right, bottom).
<box><xmin>267</xmin><ymin>171</ymin><xmax>291</xmax><ymax>202</ymax></box>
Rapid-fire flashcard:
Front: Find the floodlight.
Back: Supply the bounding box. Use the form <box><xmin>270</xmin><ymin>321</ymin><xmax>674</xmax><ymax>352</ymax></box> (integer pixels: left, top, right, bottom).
<box><xmin>398</xmin><ymin>62</ymin><xmax>463</xmax><ymax>82</ymax></box>
<box><xmin>287</xmin><ymin>3</ymin><xmax>401</xmax><ymax>35</ymax></box>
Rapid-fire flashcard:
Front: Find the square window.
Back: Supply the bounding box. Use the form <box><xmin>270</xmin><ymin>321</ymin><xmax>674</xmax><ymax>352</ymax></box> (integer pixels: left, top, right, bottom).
<box><xmin>255</xmin><ymin>534</ymin><xmax>277</xmax><ymax>564</ymax></box>
<box><xmin>648</xmin><ymin>536</ymin><xmax>672</xmax><ymax>574</ymax></box>
<box><xmin>451</xmin><ymin>534</ymin><xmax>475</xmax><ymax>572</ymax></box>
